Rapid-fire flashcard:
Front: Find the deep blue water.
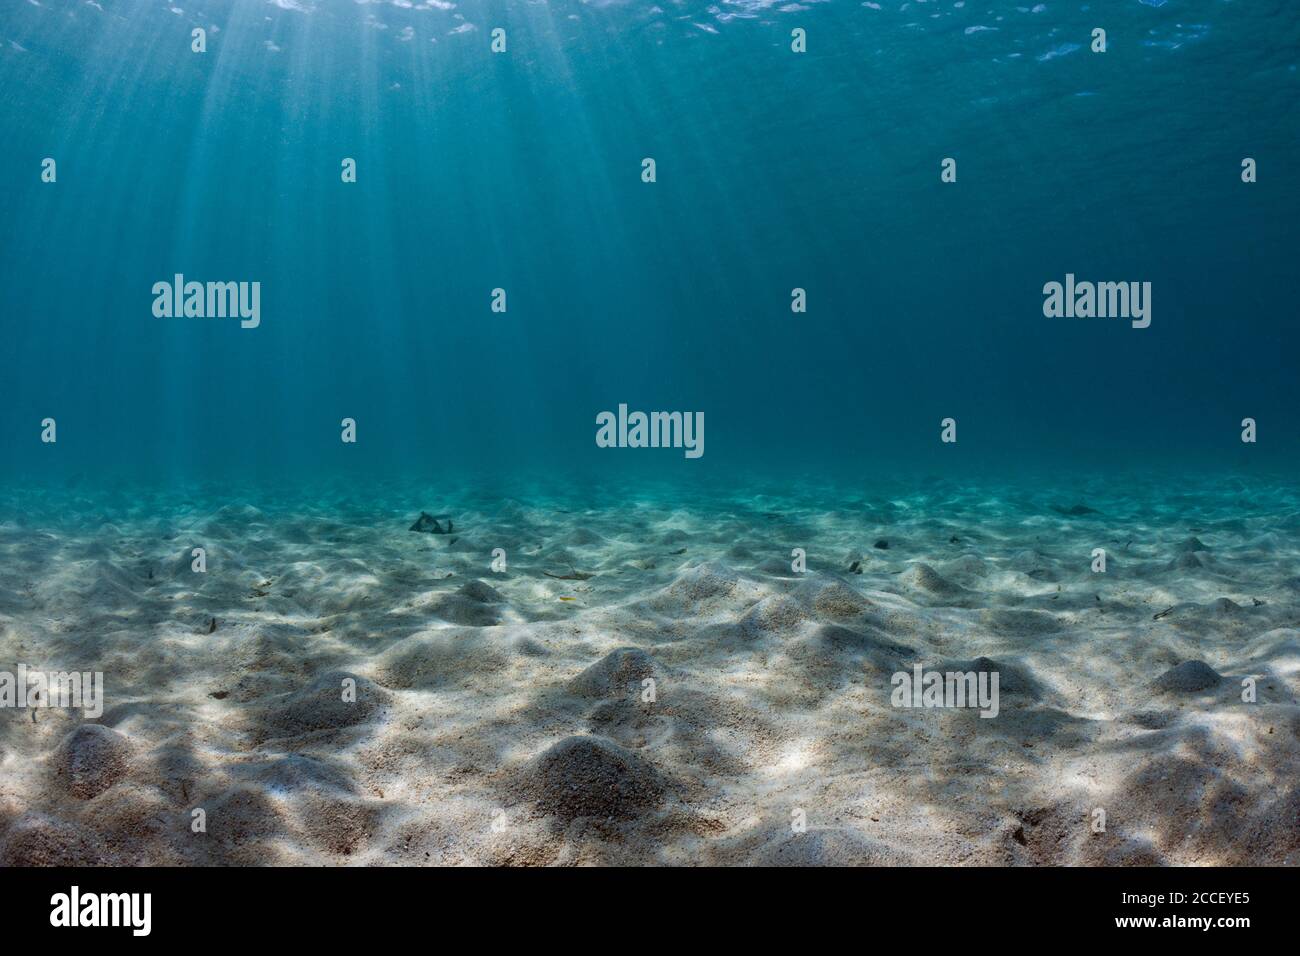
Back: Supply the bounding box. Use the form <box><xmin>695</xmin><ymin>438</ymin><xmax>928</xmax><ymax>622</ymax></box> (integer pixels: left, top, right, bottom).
<box><xmin>2</xmin><ymin>0</ymin><xmax>1297</xmax><ymax>488</ymax></box>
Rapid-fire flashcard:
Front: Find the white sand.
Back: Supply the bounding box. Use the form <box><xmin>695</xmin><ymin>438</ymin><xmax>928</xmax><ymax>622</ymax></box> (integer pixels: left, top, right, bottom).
<box><xmin>0</xmin><ymin>474</ymin><xmax>1296</xmax><ymax>865</ymax></box>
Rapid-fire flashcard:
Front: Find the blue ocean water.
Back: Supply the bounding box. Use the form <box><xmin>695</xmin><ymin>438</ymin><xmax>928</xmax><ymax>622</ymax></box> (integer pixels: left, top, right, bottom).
<box><xmin>4</xmin><ymin>2</ymin><xmax>1300</xmax><ymax>874</ymax></box>
<box><xmin>1</xmin><ymin>0</ymin><xmax>1297</xmax><ymax>487</ymax></box>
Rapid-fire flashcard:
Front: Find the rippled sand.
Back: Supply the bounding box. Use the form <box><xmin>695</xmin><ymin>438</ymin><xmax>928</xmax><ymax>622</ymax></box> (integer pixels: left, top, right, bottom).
<box><xmin>0</xmin><ymin>473</ymin><xmax>1296</xmax><ymax>865</ymax></box>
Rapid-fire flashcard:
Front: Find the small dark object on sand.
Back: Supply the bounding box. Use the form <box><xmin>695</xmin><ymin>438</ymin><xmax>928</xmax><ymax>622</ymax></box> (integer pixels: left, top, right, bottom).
<box><xmin>1052</xmin><ymin>504</ymin><xmax>1100</xmax><ymax>517</ymax></box>
<box><xmin>873</xmin><ymin>539</ymin><xmax>889</xmax><ymax>550</ymax></box>
<box><xmin>410</xmin><ymin>512</ymin><xmax>454</xmax><ymax>534</ymax></box>
<box><xmin>949</xmin><ymin>535</ymin><xmax>960</xmax><ymax>544</ymax></box>
<box><xmin>670</xmin><ymin>548</ymin><xmax>687</xmax><ymax>555</ymax></box>
<box><xmin>208</xmin><ymin>617</ymin><xmax>217</xmax><ymax>634</ymax></box>
<box><xmin>1153</xmin><ymin>606</ymin><xmax>1175</xmax><ymax>620</ymax></box>
<box><xmin>848</xmin><ymin>560</ymin><xmax>862</xmax><ymax>574</ymax></box>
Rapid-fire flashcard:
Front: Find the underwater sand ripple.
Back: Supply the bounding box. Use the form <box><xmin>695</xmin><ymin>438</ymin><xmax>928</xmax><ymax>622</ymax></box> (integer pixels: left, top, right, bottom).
<box><xmin>0</xmin><ymin>475</ymin><xmax>1297</xmax><ymax>865</ymax></box>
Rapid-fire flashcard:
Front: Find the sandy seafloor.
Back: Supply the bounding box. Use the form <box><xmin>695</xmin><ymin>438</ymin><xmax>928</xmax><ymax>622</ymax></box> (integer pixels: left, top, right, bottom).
<box><xmin>0</xmin><ymin>472</ymin><xmax>1296</xmax><ymax>866</ymax></box>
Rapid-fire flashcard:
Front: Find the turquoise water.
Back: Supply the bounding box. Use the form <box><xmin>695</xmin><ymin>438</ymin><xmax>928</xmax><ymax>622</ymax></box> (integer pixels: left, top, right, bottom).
<box><xmin>3</xmin><ymin>2</ymin><xmax>1300</xmax><ymax>870</ymax></box>
<box><xmin>1</xmin><ymin>0</ymin><xmax>1297</xmax><ymax>486</ymax></box>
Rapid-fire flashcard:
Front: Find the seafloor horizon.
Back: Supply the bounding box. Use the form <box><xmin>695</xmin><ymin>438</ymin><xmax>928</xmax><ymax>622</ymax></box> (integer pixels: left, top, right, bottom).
<box><xmin>1</xmin><ymin>469</ymin><xmax>1295</xmax><ymax>865</ymax></box>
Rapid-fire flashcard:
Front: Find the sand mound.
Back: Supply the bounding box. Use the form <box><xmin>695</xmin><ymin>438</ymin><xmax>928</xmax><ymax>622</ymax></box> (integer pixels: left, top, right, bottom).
<box><xmin>458</xmin><ymin>580</ymin><xmax>505</xmax><ymax>603</ymax></box>
<box><xmin>565</xmin><ymin>527</ymin><xmax>607</xmax><ymax>547</ymax></box>
<box><xmin>249</xmin><ymin>670</ymin><xmax>390</xmax><ymax>743</ymax></box>
<box><xmin>900</xmin><ymin>563</ymin><xmax>969</xmax><ymax>601</ymax></box>
<box><xmin>736</xmin><ymin>594</ymin><xmax>810</xmax><ymax>640</ymax></box>
<box><xmin>1008</xmin><ymin>549</ymin><xmax>1058</xmax><ymax>581</ymax></box>
<box><xmin>942</xmin><ymin>655</ymin><xmax>1043</xmax><ymax>701</ymax></box>
<box><xmin>202</xmin><ymin>786</ymin><xmax>291</xmax><ymax>863</ymax></box>
<box><xmin>756</xmin><ymin>556</ymin><xmax>799</xmax><ymax>576</ymax></box>
<box><xmin>791</xmin><ymin>623</ymin><xmax>914</xmax><ymax>679</ymax></box>
<box><xmin>1125</xmin><ymin>710</ymin><xmax>1177</xmax><ymax>730</ymax></box>
<box><xmin>0</xmin><ymin>813</ymin><xmax>112</xmax><ymax>866</ymax></box>
<box><xmin>648</xmin><ymin>563</ymin><xmax>756</xmax><ymax>616</ymax></box>
<box><xmin>1167</xmin><ymin>551</ymin><xmax>1214</xmax><ymax>571</ymax></box>
<box><xmin>516</xmin><ymin>735</ymin><xmax>668</xmax><ymax>821</ymax></box>
<box><xmin>373</xmin><ymin>629</ymin><xmax>507</xmax><ymax>690</ymax></box>
<box><xmin>230</xmin><ymin>621</ymin><xmax>318</xmax><ymax>660</ymax></box>
<box><xmin>297</xmin><ymin>792</ymin><xmax>382</xmax><ymax>857</ymax></box>
<box><xmin>807</xmin><ymin>578</ymin><xmax>874</xmax><ymax>620</ymax></box>
<box><xmin>1153</xmin><ymin>660</ymin><xmax>1222</xmax><ymax>693</ymax></box>
<box><xmin>568</xmin><ymin>648</ymin><xmax>657</xmax><ymax>699</ymax></box>
<box><xmin>429</xmin><ymin>582</ymin><xmax>504</xmax><ymax>626</ymax></box>
<box><xmin>54</xmin><ymin>724</ymin><xmax>132</xmax><ymax>799</ymax></box>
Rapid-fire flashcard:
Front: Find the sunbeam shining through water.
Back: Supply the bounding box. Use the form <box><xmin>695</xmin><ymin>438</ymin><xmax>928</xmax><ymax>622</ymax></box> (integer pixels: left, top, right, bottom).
<box><xmin>0</xmin><ymin>0</ymin><xmax>1297</xmax><ymax>876</ymax></box>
